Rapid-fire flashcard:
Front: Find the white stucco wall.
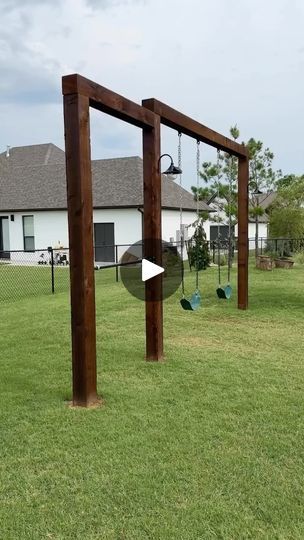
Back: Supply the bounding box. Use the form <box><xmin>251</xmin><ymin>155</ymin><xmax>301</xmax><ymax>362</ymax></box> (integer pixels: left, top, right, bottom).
<box><xmin>0</xmin><ymin>209</ymin><xmax>143</xmax><ymax>253</ymax></box>
<box><xmin>0</xmin><ymin>208</ymin><xmax>271</xmax><ymax>266</ymax></box>
<box><xmin>94</xmin><ymin>208</ymin><xmax>141</xmax><ymax>246</ymax></box>
<box><xmin>235</xmin><ymin>222</ymin><xmax>268</xmax><ymax>240</ymax></box>
<box><xmin>161</xmin><ymin>209</ymin><xmax>197</xmax><ymax>243</ymax></box>
<box><xmin>202</xmin><ymin>219</ymin><xmax>211</xmax><ymax>241</ymax></box>
<box><xmin>2</xmin><ymin>208</ymin><xmax>204</xmax><ymax>261</ymax></box>
<box><xmin>0</xmin><ymin>211</ymin><xmax>68</xmax><ymax>252</ymax></box>
<box><xmin>162</xmin><ymin>211</ymin><xmax>212</xmax><ymax>241</ymax></box>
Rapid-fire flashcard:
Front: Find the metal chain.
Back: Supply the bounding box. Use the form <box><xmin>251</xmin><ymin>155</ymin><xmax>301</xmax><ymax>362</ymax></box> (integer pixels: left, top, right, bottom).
<box><xmin>178</xmin><ymin>132</ymin><xmax>182</xmax><ymax>243</ymax></box>
<box><xmin>217</xmin><ymin>149</ymin><xmax>221</xmax><ymax>286</ymax></box>
<box><xmin>195</xmin><ymin>140</ymin><xmax>200</xmax><ymax>291</ymax></box>
<box><xmin>227</xmin><ymin>156</ymin><xmax>233</xmax><ymax>284</ymax></box>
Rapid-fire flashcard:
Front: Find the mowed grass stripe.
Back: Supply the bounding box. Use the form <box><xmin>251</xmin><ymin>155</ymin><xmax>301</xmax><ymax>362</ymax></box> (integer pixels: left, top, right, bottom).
<box><xmin>0</xmin><ymin>263</ymin><xmax>304</xmax><ymax>539</ymax></box>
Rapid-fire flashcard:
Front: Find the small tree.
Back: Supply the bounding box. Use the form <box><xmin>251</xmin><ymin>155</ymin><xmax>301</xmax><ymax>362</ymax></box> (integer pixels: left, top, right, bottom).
<box><xmin>192</xmin><ymin>125</ymin><xmax>239</xmax><ymax>228</ymax></box>
<box><xmin>247</xmin><ymin>138</ymin><xmax>279</xmax><ymax>256</ymax></box>
<box><xmin>273</xmin><ymin>175</ymin><xmax>304</xmax><ymax>208</ymax></box>
<box><xmin>192</xmin><ymin>129</ymin><xmax>279</xmax><ymax>258</ymax></box>
<box><xmin>276</xmin><ymin>173</ymin><xmax>304</xmax><ymax>191</ymax></box>
<box><xmin>188</xmin><ymin>221</ymin><xmax>210</xmax><ymax>271</ymax></box>
<box><xmin>269</xmin><ymin>207</ymin><xmax>304</xmax><ymax>239</ymax></box>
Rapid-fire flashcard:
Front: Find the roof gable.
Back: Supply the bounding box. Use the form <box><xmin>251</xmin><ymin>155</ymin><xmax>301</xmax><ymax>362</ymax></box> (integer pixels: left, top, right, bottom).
<box><xmin>0</xmin><ymin>143</ymin><xmax>65</xmax><ymax>167</ymax></box>
<box><xmin>0</xmin><ymin>144</ymin><xmax>210</xmax><ymax>213</ymax></box>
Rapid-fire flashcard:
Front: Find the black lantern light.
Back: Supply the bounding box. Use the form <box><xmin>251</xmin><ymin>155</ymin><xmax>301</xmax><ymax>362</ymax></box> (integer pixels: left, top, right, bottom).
<box><xmin>158</xmin><ymin>153</ymin><xmax>182</xmax><ymax>180</ymax></box>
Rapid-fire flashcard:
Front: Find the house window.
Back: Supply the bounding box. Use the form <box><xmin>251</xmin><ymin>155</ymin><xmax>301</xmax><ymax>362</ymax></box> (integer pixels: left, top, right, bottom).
<box><xmin>23</xmin><ymin>216</ymin><xmax>35</xmax><ymax>251</ymax></box>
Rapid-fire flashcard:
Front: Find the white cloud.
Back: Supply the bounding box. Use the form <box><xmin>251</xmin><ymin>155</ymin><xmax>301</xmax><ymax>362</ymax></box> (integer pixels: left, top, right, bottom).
<box><xmin>85</xmin><ymin>0</ymin><xmax>145</xmax><ymax>8</ymax></box>
<box><xmin>0</xmin><ymin>0</ymin><xmax>303</xmax><ymax>184</ymax></box>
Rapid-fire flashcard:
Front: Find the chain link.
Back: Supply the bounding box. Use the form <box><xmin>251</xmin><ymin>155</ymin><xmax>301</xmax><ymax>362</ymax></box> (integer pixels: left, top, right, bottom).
<box><xmin>196</xmin><ymin>140</ymin><xmax>200</xmax><ymax>221</ymax></box>
<box><xmin>217</xmin><ymin>149</ymin><xmax>221</xmax><ymax>286</ymax></box>
<box><xmin>195</xmin><ymin>140</ymin><xmax>201</xmax><ymax>291</ymax></box>
<box><xmin>178</xmin><ymin>132</ymin><xmax>183</xmax><ymax>242</ymax></box>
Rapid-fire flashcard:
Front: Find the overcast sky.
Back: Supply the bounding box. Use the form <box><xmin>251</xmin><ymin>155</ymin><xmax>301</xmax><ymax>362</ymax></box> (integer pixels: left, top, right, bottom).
<box><xmin>0</xmin><ymin>0</ymin><xmax>303</xmax><ymax>189</ymax></box>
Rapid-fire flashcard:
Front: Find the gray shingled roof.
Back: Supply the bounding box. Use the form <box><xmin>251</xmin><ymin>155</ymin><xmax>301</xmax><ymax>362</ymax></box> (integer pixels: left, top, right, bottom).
<box><xmin>248</xmin><ymin>192</ymin><xmax>277</xmax><ymax>223</ymax></box>
<box><xmin>1</xmin><ymin>143</ymin><xmax>65</xmax><ymax>166</ymax></box>
<box><xmin>0</xmin><ymin>144</ymin><xmax>211</xmax><ymax>212</ymax></box>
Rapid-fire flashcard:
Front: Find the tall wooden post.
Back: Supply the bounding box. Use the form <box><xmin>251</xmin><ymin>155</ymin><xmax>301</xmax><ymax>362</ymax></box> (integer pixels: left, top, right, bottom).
<box><xmin>63</xmin><ymin>92</ymin><xmax>98</xmax><ymax>406</ymax></box>
<box><xmin>143</xmin><ymin>117</ymin><xmax>163</xmax><ymax>360</ymax></box>
<box><xmin>238</xmin><ymin>155</ymin><xmax>249</xmax><ymax>310</ymax></box>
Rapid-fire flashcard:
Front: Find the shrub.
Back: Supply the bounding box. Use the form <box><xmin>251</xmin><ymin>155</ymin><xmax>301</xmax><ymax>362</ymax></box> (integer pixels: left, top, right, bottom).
<box><xmin>269</xmin><ymin>207</ymin><xmax>304</xmax><ymax>238</ymax></box>
<box><xmin>188</xmin><ymin>223</ymin><xmax>210</xmax><ymax>270</ymax></box>
<box><xmin>293</xmin><ymin>251</ymin><xmax>304</xmax><ymax>265</ymax></box>
<box><xmin>216</xmin><ymin>254</ymin><xmax>227</xmax><ymax>266</ymax></box>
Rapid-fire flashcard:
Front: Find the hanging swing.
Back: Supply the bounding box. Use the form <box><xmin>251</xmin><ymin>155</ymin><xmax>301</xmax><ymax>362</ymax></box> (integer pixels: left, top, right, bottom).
<box><xmin>215</xmin><ymin>149</ymin><xmax>232</xmax><ymax>300</ymax></box>
<box><xmin>178</xmin><ymin>134</ymin><xmax>202</xmax><ymax>311</ymax></box>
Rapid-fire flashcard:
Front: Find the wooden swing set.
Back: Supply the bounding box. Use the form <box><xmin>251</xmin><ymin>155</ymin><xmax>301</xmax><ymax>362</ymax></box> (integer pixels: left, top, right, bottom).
<box><xmin>62</xmin><ymin>74</ymin><xmax>249</xmax><ymax>407</ymax></box>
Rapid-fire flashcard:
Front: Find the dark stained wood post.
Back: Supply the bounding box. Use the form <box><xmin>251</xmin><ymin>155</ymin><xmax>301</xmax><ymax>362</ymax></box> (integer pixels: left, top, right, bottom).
<box><xmin>237</xmin><ymin>155</ymin><xmax>249</xmax><ymax>310</ymax></box>
<box><xmin>63</xmin><ymin>92</ymin><xmax>98</xmax><ymax>406</ymax></box>
<box><xmin>143</xmin><ymin>117</ymin><xmax>163</xmax><ymax>360</ymax></box>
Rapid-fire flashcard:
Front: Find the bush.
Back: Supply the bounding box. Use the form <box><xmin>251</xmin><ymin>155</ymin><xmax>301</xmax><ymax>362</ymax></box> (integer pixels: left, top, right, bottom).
<box><xmin>216</xmin><ymin>254</ymin><xmax>227</xmax><ymax>266</ymax></box>
<box><xmin>264</xmin><ymin>239</ymin><xmax>293</xmax><ymax>258</ymax></box>
<box><xmin>269</xmin><ymin>207</ymin><xmax>304</xmax><ymax>238</ymax></box>
<box><xmin>293</xmin><ymin>251</ymin><xmax>304</xmax><ymax>265</ymax></box>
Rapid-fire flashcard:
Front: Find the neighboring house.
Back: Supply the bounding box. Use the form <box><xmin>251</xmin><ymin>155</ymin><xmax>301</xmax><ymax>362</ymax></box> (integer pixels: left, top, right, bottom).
<box><xmin>204</xmin><ymin>194</ymin><xmax>232</xmax><ymax>243</ymax></box>
<box><xmin>235</xmin><ymin>192</ymin><xmax>277</xmax><ymax>239</ymax></box>
<box><xmin>205</xmin><ymin>192</ymin><xmax>277</xmax><ymax>241</ymax></box>
<box><xmin>0</xmin><ymin>143</ymin><xmax>211</xmax><ymax>262</ymax></box>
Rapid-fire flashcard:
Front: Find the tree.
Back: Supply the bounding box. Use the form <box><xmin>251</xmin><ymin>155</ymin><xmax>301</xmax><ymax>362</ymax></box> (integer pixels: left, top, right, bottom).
<box><xmin>269</xmin><ymin>207</ymin><xmax>304</xmax><ymax>239</ymax></box>
<box><xmin>192</xmin><ymin>128</ymin><xmax>279</xmax><ymax>257</ymax></box>
<box><xmin>188</xmin><ymin>221</ymin><xmax>210</xmax><ymax>271</ymax></box>
<box><xmin>268</xmin><ymin>175</ymin><xmax>304</xmax><ymax>248</ymax></box>
<box><xmin>247</xmin><ymin>138</ymin><xmax>279</xmax><ymax>255</ymax></box>
<box><xmin>272</xmin><ymin>175</ymin><xmax>304</xmax><ymax>208</ymax></box>
<box><xmin>276</xmin><ymin>173</ymin><xmax>304</xmax><ymax>191</ymax></box>
<box><xmin>192</xmin><ymin>125</ymin><xmax>239</xmax><ymax>227</ymax></box>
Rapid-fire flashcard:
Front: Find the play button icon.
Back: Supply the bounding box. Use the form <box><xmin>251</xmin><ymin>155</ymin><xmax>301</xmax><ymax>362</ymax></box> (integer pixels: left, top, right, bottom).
<box><xmin>142</xmin><ymin>259</ymin><xmax>164</xmax><ymax>282</ymax></box>
<box><xmin>120</xmin><ymin>238</ymin><xmax>183</xmax><ymax>301</ymax></box>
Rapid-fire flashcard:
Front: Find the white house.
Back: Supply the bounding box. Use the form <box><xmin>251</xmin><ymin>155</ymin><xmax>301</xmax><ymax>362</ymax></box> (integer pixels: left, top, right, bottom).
<box><xmin>206</xmin><ymin>192</ymin><xmax>275</xmax><ymax>245</ymax></box>
<box><xmin>235</xmin><ymin>192</ymin><xmax>276</xmax><ymax>248</ymax></box>
<box><xmin>0</xmin><ymin>143</ymin><xmax>211</xmax><ymax>263</ymax></box>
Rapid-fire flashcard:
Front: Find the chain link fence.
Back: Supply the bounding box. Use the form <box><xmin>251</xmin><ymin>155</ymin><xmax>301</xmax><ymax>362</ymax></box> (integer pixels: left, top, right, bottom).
<box><xmin>250</xmin><ymin>237</ymin><xmax>304</xmax><ymax>257</ymax></box>
<box><xmin>0</xmin><ymin>247</ymin><xmax>70</xmax><ymax>302</ymax></box>
<box><xmin>0</xmin><ymin>241</ymin><xmax>184</xmax><ymax>302</ymax></box>
<box><xmin>1</xmin><ymin>238</ymin><xmax>303</xmax><ymax>302</ymax></box>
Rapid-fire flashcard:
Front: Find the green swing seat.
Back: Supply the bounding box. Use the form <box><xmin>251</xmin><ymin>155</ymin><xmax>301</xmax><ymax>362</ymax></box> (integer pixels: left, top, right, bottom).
<box><xmin>216</xmin><ymin>284</ymin><xmax>232</xmax><ymax>300</ymax></box>
<box><xmin>180</xmin><ymin>291</ymin><xmax>201</xmax><ymax>311</ymax></box>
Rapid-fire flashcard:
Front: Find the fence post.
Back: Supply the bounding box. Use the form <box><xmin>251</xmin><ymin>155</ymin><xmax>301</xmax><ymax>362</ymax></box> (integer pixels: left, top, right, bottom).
<box><xmin>48</xmin><ymin>246</ymin><xmax>55</xmax><ymax>294</ymax></box>
<box><xmin>115</xmin><ymin>245</ymin><xmax>119</xmax><ymax>282</ymax></box>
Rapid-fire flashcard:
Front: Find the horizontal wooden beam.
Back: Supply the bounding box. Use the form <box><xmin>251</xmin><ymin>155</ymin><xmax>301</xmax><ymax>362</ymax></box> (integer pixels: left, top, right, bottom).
<box><xmin>142</xmin><ymin>99</ymin><xmax>248</xmax><ymax>158</ymax></box>
<box><xmin>62</xmin><ymin>74</ymin><xmax>156</xmax><ymax>130</ymax></box>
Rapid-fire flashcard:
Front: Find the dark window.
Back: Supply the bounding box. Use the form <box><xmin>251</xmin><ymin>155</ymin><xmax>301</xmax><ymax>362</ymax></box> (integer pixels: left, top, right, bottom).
<box><xmin>210</xmin><ymin>225</ymin><xmax>232</xmax><ymax>242</ymax></box>
<box><xmin>94</xmin><ymin>223</ymin><xmax>115</xmax><ymax>262</ymax></box>
<box><xmin>23</xmin><ymin>215</ymin><xmax>35</xmax><ymax>252</ymax></box>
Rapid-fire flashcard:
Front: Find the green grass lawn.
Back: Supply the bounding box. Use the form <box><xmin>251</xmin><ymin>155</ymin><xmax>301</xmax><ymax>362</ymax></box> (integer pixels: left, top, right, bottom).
<box><xmin>1</xmin><ymin>263</ymin><xmax>304</xmax><ymax>539</ymax></box>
